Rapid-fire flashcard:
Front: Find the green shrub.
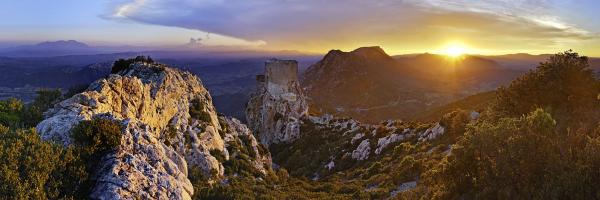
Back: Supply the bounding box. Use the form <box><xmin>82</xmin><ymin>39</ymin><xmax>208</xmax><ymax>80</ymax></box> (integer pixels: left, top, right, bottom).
<box><xmin>189</xmin><ymin>99</ymin><xmax>212</xmax><ymax>122</ymax></box>
<box><xmin>0</xmin><ymin>128</ymin><xmax>88</xmax><ymax>199</ymax></box>
<box><xmin>164</xmin><ymin>124</ymin><xmax>178</xmax><ymax>146</ymax></box>
<box><xmin>111</xmin><ymin>56</ymin><xmax>154</xmax><ymax>74</ymax></box>
<box><xmin>239</xmin><ymin>135</ymin><xmax>256</xmax><ymax>158</ymax></box>
<box><xmin>71</xmin><ymin>118</ymin><xmax>123</xmax><ymax>155</ymax></box>
<box><xmin>423</xmin><ymin>109</ymin><xmax>600</xmax><ymax>199</ymax></box>
<box><xmin>495</xmin><ymin>50</ymin><xmax>600</xmax><ymax>130</ymax></box>
<box><xmin>20</xmin><ymin>89</ymin><xmax>62</xmax><ymax>127</ymax></box>
<box><xmin>210</xmin><ymin>149</ymin><xmax>226</xmax><ymax>163</ymax></box>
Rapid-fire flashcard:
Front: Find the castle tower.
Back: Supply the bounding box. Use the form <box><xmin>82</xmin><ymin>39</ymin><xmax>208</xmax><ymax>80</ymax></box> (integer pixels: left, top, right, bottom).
<box><xmin>264</xmin><ymin>59</ymin><xmax>299</xmax><ymax>97</ymax></box>
<box><xmin>246</xmin><ymin>59</ymin><xmax>308</xmax><ymax>146</ymax></box>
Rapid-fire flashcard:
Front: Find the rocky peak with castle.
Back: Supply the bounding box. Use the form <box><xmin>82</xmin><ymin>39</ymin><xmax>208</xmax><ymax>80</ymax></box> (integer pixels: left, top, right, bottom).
<box><xmin>246</xmin><ymin>59</ymin><xmax>308</xmax><ymax>146</ymax></box>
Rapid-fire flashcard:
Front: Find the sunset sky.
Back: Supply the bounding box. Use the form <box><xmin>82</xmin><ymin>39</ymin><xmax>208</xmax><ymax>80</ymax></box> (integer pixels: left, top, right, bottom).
<box><xmin>1</xmin><ymin>0</ymin><xmax>600</xmax><ymax>56</ymax></box>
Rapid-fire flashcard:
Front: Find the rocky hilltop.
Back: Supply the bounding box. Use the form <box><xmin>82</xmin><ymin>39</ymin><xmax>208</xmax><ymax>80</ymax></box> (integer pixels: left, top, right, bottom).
<box><xmin>36</xmin><ymin>61</ymin><xmax>270</xmax><ymax>199</ymax></box>
<box><xmin>301</xmin><ymin>46</ymin><xmax>520</xmax><ymax>123</ymax></box>
<box><xmin>246</xmin><ymin>59</ymin><xmax>308</xmax><ymax>145</ymax></box>
<box><xmin>301</xmin><ymin>46</ymin><xmax>427</xmax><ymax>123</ymax></box>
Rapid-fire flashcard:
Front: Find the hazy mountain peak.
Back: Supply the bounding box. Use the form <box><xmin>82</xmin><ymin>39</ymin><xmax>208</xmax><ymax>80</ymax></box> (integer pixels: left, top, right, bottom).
<box><xmin>35</xmin><ymin>40</ymin><xmax>89</xmax><ymax>48</ymax></box>
<box><xmin>351</xmin><ymin>46</ymin><xmax>387</xmax><ymax>55</ymax></box>
<box><xmin>0</xmin><ymin>40</ymin><xmax>96</xmax><ymax>57</ymax></box>
<box><xmin>321</xmin><ymin>46</ymin><xmax>394</xmax><ymax>64</ymax></box>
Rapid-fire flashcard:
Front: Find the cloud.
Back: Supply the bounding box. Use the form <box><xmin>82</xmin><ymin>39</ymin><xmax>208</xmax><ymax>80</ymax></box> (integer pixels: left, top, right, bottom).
<box><xmin>107</xmin><ymin>0</ymin><xmax>597</xmax><ymax>52</ymax></box>
<box><xmin>412</xmin><ymin>0</ymin><xmax>593</xmax><ymax>39</ymax></box>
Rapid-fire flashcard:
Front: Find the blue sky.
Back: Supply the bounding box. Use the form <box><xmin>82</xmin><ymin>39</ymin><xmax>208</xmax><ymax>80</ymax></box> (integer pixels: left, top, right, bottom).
<box><xmin>0</xmin><ymin>0</ymin><xmax>257</xmax><ymax>47</ymax></box>
<box><xmin>1</xmin><ymin>0</ymin><xmax>600</xmax><ymax>55</ymax></box>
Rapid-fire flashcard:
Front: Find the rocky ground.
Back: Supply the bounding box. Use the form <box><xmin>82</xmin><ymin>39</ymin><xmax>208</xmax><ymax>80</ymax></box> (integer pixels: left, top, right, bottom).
<box><xmin>36</xmin><ymin>62</ymin><xmax>270</xmax><ymax>199</ymax></box>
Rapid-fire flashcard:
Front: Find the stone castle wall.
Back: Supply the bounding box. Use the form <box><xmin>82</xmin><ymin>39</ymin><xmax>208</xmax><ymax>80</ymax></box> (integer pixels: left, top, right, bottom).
<box><xmin>265</xmin><ymin>59</ymin><xmax>298</xmax><ymax>96</ymax></box>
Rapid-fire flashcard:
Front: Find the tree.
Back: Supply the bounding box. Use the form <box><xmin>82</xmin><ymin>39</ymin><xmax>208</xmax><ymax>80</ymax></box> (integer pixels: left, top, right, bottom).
<box><xmin>0</xmin><ymin>127</ymin><xmax>88</xmax><ymax>199</ymax></box>
<box><xmin>495</xmin><ymin>50</ymin><xmax>600</xmax><ymax>130</ymax></box>
<box><xmin>20</xmin><ymin>89</ymin><xmax>62</xmax><ymax>128</ymax></box>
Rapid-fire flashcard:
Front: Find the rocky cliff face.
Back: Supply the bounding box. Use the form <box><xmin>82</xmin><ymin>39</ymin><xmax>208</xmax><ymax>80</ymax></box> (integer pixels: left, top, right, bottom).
<box><xmin>246</xmin><ymin>59</ymin><xmax>308</xmax><ymax>146</ymax></box>
<box><xmin>36</xmin><ymin>62</ymin><xmax>270</xmax><ymax>199</ymax></box>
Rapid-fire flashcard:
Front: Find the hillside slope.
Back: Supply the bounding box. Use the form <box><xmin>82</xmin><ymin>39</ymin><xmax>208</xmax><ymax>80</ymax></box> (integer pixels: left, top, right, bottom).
<box><xmin>410</xmin><ymin>91</ymin><xmax>496</xmax><ymax>122</ymax></box>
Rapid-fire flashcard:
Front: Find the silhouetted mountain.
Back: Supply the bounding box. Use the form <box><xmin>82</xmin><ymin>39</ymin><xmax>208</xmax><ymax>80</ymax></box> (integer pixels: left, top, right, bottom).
<box><xmin>0</xmin><ymin>40</ymin><xmax>99</xmax><ymax>57</ymax></box>
<box><xmin>397</xmin><ymin>53</ymin><xmax>521</xmax><ymax>93</ymax></box>
<box><xmin>35</xmin><ymin>40</ymin><xmax>89</xmax><ymax>49</ymax></box>
<box><xmin>483</xmin><ymin>53</ymin><xmax>552</xmax><ymax>70</ymax></box>
<box><xmin>302</xmin><ymin>47</ymin><xmax>521</xmax><ymax>122</ymax></box>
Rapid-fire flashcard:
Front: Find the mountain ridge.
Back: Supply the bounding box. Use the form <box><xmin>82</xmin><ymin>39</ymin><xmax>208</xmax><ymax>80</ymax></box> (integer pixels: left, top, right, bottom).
<box><xmin>301</xmin><ymin>46</ymin><xmax>520</xmax><ymax>122</ymax></box>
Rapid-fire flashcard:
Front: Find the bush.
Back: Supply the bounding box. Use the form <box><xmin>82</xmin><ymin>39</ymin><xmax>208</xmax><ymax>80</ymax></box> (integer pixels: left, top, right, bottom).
<box><xmin>189</xmin><ymin>99</ymin><xmax>212</xmax><ymax>122</ymax></box>
<box><xmin>210</xmin><ymin>149</ymin><xmax>226</xmax><ymax>163</ymax></box>
<box><xmin>71</xmin><ymin>118</ymin><xmax>123</xmax><ymax>155</ymax></box>
<box><xmin>111</xmin><ymin>56</ymin><xmax>154</xmax><ymax>74</ymax></box>
<box><xmin>423</xmin><ymin>109</ymin><xmax>600</xmax><ymax>199</ymax></box>
<box><xmin>495</xmin><ymin>50</ymin><xmax>600</xmax><ymax>130</ymax></box>
<box><xmin>67</xmin><ymin>118</ymin><xmax>124</xmax><ymax>197</ymax></box>
<box><xmin>0</xmin><ymin>128</ymin><xmax>88</xmax><ymax>199</ymax></box>
<box><xmin>0</xmin><ymin>98</ymin><xmax>23</xmax><ymax>127</ymax></box>
<box><xmin>20</xmin><ymin>89</ymin><xmax>62</xmax><ymax>128</ymax></box>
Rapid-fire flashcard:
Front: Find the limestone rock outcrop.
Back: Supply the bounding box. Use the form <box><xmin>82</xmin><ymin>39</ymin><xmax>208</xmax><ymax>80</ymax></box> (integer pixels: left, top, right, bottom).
<box><xmin>246</xmin><ymin>59</ymin><xmax>308</xmax><ymax>146</ymax></box>
<box><xmin>418</xmin><ymin>122</ymin><xmax>445</xmax><ymax>142</ymax></box>
<box><xmin>352</xmin><ymin>139</ymin><xmax>371</xmax><ymax>160</ymax></box>
<box><xmin>36</xmin><ymin>62</ymin><xmax>270</xmax><ymax>199</ymax></box>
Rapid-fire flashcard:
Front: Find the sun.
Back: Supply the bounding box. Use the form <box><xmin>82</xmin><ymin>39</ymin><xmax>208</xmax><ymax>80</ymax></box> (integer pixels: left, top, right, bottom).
<box><xmin>444</xmin><ymin>45</ymin><xmax>466</xmax><ymax>58</ymax></box>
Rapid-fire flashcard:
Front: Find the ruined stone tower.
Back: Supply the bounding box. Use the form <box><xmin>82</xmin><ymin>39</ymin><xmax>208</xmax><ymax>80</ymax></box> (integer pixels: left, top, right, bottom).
<box><xmin>246</xmin><ymin>59</ymin><xmax>308</xmax><ymax>145</ymax></box>
<box><xmin>265</xmin><ymin>59</ymin><xmax>298</xmax><ymax>96</ymax></box>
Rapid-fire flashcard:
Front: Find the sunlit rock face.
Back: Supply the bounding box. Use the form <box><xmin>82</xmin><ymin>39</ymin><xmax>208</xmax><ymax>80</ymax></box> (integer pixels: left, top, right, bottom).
<box><xmin>246</xmin><ymin>59</ymin><xmax>308</xmax><ymax>146</ymax></box>
<box><xmin>36</xmin><ymin>62</ymin><xmax>270</xmax><ymax>200</ymax></box>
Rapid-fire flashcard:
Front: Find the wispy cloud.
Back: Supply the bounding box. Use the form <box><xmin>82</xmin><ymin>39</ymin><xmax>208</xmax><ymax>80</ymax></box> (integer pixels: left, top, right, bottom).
<box><xmin>112</xmin><ymin>0</ymin><xmax>146</xmax><ymax>18</ymax></box>
<box><xmin>105</xmin><ymin>0</ymin><xmax>598</xmax><ymax>52</ymax></box>
<box><xmin>411</xmin><ymin>0</ymin><xmax>594</xmax><ymax>39</ymax></box>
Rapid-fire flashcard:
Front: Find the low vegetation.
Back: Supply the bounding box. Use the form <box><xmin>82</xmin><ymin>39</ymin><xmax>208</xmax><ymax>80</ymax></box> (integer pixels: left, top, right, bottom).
<box><xmin>190</xmin><ymin>98</ymin><xmax>213</xmax><ymax>122</ymax></box>
<box><xmin>0</xmin><ymin>127</ymin><xmax>88</xmax><ymax>199</ymax></box>
<box><xmin>110</xmin><ymin>55</ymin><xmax>155</xmax><ymax>74</ymax></box>
<box><xmin>0</xmin><ymin>111</ymin><xmax>123</xmax><ymax>199</ymax></box>
<box><xmin>0</xmin><ymin>89</ymin><xmax>62</xmax><ymax>128</ymax></box>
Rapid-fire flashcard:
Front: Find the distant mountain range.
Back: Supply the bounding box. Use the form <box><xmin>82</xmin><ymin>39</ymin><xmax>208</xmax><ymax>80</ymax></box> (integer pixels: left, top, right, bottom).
<box><xmin>0</xmin><ymin>40</ymin><xmax>100</xmax><ymax>57</ymax></box>
<box><xmin>0</xmin><ymin>40</ymin><xmax>320</xmax><ymax>58</ymax></box>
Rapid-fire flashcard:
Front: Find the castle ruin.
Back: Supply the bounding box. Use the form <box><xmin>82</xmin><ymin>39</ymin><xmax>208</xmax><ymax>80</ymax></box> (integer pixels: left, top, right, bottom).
<box><xmin>246</xmin><ymin>59</ymin><xmax>308</xmax><ymax>145</ymax></box>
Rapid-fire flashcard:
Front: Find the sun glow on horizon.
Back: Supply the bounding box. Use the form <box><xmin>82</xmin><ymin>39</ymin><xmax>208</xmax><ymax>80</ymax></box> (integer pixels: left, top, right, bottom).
<box><xmin>444</xmin><ymin>45</ymin><xmax>466</xmax><ymax>57</ymax></box>
<box><xmin>434</xmin><ymin>41</ymin><xmax>473</xmax><ymax>58</ymax></box>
